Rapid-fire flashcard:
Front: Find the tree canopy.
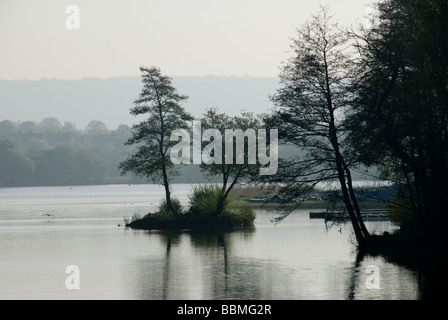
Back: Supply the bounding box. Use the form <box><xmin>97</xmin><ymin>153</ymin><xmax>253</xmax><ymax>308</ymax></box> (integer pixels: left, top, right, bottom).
<box><xmin>199</xmin><ymin>108</ymin><xmax>263</xmax><ymax>216</ymax></box>
<box><xmin>348</xmin><ymin>0</ymin><xmax>448</xmax><ymax>246</ymax></box>
<box><xmin>262</xmin><ymin>6</ymin><xmax>370</xmax><ymax>245</ymax></box>
<box><xmin>119</xmin><ymin>66</ymin><xmax>194</xmax><ymax>215</ymax></box>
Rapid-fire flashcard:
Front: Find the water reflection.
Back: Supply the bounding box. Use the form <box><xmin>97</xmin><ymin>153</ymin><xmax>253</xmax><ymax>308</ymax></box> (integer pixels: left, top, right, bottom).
<box><xmin>0</xmin><ymin>185</ymin><xmax>432</xmax><ymax>299</ymax></box>
<box><xmin>345</xmin><ymin>252</ymin><xmax>420</xmax><ymax>300</ymax></box>
<box><xmin>133</xmin><ymin>228</ymin><xmax>259</xmax><ymax>300</ymax></box>
<box><xmin>130</xmin><ymin>218</ymin><xmax>420</xmax><ymax>300</ymax></box>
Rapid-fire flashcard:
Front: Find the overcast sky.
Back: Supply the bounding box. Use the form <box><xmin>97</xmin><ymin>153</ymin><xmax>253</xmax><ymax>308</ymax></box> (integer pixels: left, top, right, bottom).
<box><xmin>1</xmin><ymin>0</ymin><xmax>373</xmax><ymax>80</ymax></box>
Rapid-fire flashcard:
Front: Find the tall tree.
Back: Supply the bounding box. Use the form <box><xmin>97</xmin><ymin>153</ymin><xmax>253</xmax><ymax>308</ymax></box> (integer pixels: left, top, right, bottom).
<box><xmin>264</xmin><ymin>6</ymin><xmax>370</xmax><ymax>246</ymax></box>
<box><xmin>118</xmin><ymin>66</ymin><xmax>193</xmax><ymax>215</ymax></box>
<box><xmin>348</xmin><ymin>0</ymin><xmax>448</xmax><ymax>245</ymax></box>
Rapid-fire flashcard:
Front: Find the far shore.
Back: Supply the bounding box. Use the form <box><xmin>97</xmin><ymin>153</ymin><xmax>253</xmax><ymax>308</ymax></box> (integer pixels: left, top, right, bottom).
<box><xmin>232</xmin><ymin>199</ymin><xmax>388</xmax><ymax>210</ymax></box>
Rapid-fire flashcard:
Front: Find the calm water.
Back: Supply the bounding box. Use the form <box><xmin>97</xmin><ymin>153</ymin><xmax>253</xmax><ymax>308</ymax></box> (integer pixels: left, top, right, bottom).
<box><xmin>0</xmin><ymin>184</ymin><xmax>420</xmax><ymax>300</ymax></box>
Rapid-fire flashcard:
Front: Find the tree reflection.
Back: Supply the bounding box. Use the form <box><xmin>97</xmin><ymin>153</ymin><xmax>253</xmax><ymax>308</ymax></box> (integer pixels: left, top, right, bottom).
<box><xmin>345</xmin><ymin>250</ymin><xmax>365</xmax><ymax>300</ymax></box>
<box><xmin>345</xmin><ymin>250</ymin><xmax>421</xmax><ymax>300</ymax></box>
<box><xmin>129</xmin><ymin>223</ymin><xmax>424</xmax><ymax>300</ymax></box>
<box><xmin>132</xmin><ymin>227</ymin><xmax>259</xmax><ymax>299</ymax></box>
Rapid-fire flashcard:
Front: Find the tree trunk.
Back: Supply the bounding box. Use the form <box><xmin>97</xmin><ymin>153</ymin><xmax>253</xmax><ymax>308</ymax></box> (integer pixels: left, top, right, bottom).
<box><xmin>156</xmin><ymin>89</ymin><xmax>175</xmax><ymax>215</ymax></box>
<box><xmin>215</xmin><ymin>166</ymin><xmax>229</xmax><ymax>217</ymax></box>
<box><xmin>344</xmin><ymin>162</ymin><xmax>370</xmax><ymax>238</ymax></box>
<box><xmin>216</xmin><ymin>167</ymin><xmax>243</xmax><ymax>217</ymax></box>
<box><xmin>162</xmin><ymin>164</ymin><xmax>173</xmax><ymax>215</ymax></box>
<box><xmin>324</xmin><ymin>52</ymin><xmax>368</xmax><ymax>247</ymax></box>
<box><xmin>336</xmin><ymin>158</ymin><xmax>367</xmax><ymax>247</ymax></box>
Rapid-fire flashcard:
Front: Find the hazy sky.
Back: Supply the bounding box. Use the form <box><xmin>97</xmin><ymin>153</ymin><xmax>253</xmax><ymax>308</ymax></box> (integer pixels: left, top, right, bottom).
<box><xmin>1</xmin><ymin>0</ymin><xmax>373</xmax><ymax>80</ymax></box>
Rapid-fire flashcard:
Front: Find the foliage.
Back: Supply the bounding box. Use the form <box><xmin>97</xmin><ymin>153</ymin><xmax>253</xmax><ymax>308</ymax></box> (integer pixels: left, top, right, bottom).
<box><xmin>84</xmin><ymin>120</ymin><xmax>110</xmax><ymax>135</ymax></box>
<box><xmin>0</xmin><ymin>139</ymin><xmax>35</xmax><ymax>187</ymax></box>
<box><xmin>38</xmin><ymin>117</ymin><xmax>62</xmax><ymax>133</ymax></box>
<box><xmin>118</xmin><ymin>66</ymin><xmax>194</xmax><ymax>215</ymax></box>
<box><xmin>387</xmin><ymin>187</ymin><xmax>418</xmax><ymax>231</ymax></box>
<box><xmin>199</xmin><ymin>108</ymin><xmax>263</xmax><ymax>216</ymax></box>
<box><xmin>158</xmin><ymin>197</ymin><xmax>184</xmax><ymax>216</ymax></box>
<box><xmin>123</xmin><ymin>212</ymin><xmax>143</xmax><ymax>225</ymax></box>
<box><xmin>0</xmin><ymin>120</ymin><xmax>18</xmax><ymax>135</ymax></box>
<box><xmin>348</xmin><ymin>0</ymin><xmax>448</xmax><ymax>246</ymax></box>
<box><xmin>0</xmin><ymin>118</ymin><xmax>214</xmax><ymax>187</ymax></box>
<box><xmin>225</xmin><ymin>204</ymin><xmax>256</xmax><ymax>227</ymax></box>
<box><xmin>30</xmin><ymin>144</ymin><xmax>106</xmax><ymax>186</ymax></box>
<box><xmin>261</xmin><ymin>5</ymin><xmax>370</xmax><ymax>245</ymax></box>
<box><xmin>188</xmin><ymin>184</ymin><xmax>233</xmax><ymax>217</ymax></box>
<box><xmin>187</xmin><ymin>184</ymin><xmax>255</xmax><ymax>228</ymax></box>
<box><xmin>0</xmin><ymin>139</ymin><xmax>108</xmax><ymax>187</ymax></box>
<box><xmin>0</xmin><ymin>119</ymin><xmax>137</xmax><ymax>186</ymax></box>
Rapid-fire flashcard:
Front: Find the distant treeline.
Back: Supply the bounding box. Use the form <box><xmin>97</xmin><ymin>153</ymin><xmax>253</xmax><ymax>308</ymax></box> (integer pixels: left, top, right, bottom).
<box><xmin>0</xmin><ymin>117</ymin><xmax>374</xmax><ymax>188</ymax></box>
<box><xmin>0</xmin><ymin>118</ymin><xmax>209</xmax><ymax>187</ymax></box>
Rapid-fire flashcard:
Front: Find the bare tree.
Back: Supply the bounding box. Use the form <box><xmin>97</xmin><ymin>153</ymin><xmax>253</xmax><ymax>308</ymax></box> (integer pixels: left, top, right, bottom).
<box><xmin>263</xmin><ymin>6</ymin><xmax>370</xmax><ymax>246</ymax></box>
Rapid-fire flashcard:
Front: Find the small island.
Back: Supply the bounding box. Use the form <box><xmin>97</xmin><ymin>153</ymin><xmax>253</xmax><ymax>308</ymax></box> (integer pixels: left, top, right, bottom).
<box><xmin>124</xmin><ymin>184</ymin><xmax>256</xmax><ymax>231</ymax></box>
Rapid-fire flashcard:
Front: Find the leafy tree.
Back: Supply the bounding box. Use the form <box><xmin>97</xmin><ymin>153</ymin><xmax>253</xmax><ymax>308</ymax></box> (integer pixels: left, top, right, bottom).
<box><xmin>18</xmin><ymin>121</ymin><xmax>37</xmax><ymax>134</ymax></box>
<box><xmin>0</xmin><ymin>140</ymin><xmax>35</xmax><ymax>187</ymax></box>
<box><xmin>263</xmin><ymin>6</ymin><xmax>370</xmax><ymax>246</ymax></box>
<box><xmin>85</xmin><ymin>120</ymin><xmax>110</xmax><ymax>135</ymax></box>
<box><xmin>198</xmin><ymin>108</ymin><xmax>263</xmax><ymax>216</ymax></box>
<box><xmin>0</xmin><ymin>120</ymin><xmax>17</xmax><ymax>136</ymax></box>
<box><xmin>61</xmin><ymin>121</ymin><xmax>78</xmax><ymax>133</ymax></box>
<box><xmin>115</xmin><ymin>124</ymin><xmax>131</xmax><ymax>135</ymax></box>
<box><xmin>348</xmin><ymin>0</ymin><xmax>448</xmax><ymax>245</ymax></box>
<box><xmin>39</xmin><ymin>117</ymin><xmax>62</xmax><ymax>133</ymax></box>
<box><xmin>31</xmin><ymin>144</ymin><xmax>105</xmax><ymax>186</ymax></box>
<box><xmin>118</xmin><ymin>66</ymin><xmax>194</xmax><ymax>215</ymax></box>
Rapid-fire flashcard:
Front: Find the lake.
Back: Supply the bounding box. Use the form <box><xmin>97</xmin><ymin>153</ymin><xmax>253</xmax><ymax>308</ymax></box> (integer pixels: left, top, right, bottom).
<box><xmin>0</xmin><ymin>184</ymin><xmax>420</xmax><ymax>300</ymax></box>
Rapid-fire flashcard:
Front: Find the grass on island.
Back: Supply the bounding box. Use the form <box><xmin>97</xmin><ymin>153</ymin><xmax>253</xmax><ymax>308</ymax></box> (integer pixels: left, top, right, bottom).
<box><xmin>125</xmin><ymin>184</ymin><xmax>256</xmax><ymax>231</ymax></box>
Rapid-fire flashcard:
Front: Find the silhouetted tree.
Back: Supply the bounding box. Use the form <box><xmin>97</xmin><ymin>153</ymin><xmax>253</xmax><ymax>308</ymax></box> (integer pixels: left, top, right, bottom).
<box><xmin>199</xmin><ymin>108</ymin><xmax>263</xmax><ymax>216</ymax></box>
<box><xmin>118</xmin><ymin>66</ymin><xmax>193</xmax><ymax>215</ymax></box>
<box><xmin>263</xmin><ymin>6</ymin><xmax>370</xmax><ymax>246</ymax></box>
<box><xmin>348</xmin><ymin>0</ymin><xmax>448</xmax><ymax>247</ymax></box>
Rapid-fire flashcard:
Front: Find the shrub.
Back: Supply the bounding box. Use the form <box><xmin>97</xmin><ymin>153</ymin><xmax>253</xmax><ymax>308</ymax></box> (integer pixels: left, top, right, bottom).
<box><xmin>237</xmin><ymin>204</ymin><xmax>256</xmax><ymax>224</ymax></box>
<box><xmin>125</xmin><ymin>198</ymin><xmax>183</xmax><ymax>229</ymax></box>
<box><xmin>218</xmin><ymin>204</ymin><xmax>256</xmax><ymax>227</ymax></box>
<box><xmin>188</xmin><ymin>184</ymin><xmax>255</xmax><ymax>228</ymax></box>
<box><xmin>158</xmin><ymin>197</ymin><xmax>184</xmax><ymax>216</ymax></box>
<box><xmin>188</xmin><ymin>184</ymin><xmax>233</xmax><ymax>217</ymax></box>
<box><xmin>126</xmin><ymin>185</ymin><xmax>255</xmax><ymax>230</ymax></box>
<box><xmin>123</xmin><ymin>212</ymin><xmax>142</xmax><ymax>225</ymax></box>
<box><xmin>128</xmin><ymin>210</ymin><xmax>175</xmax><ymax>229</ymax></box>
